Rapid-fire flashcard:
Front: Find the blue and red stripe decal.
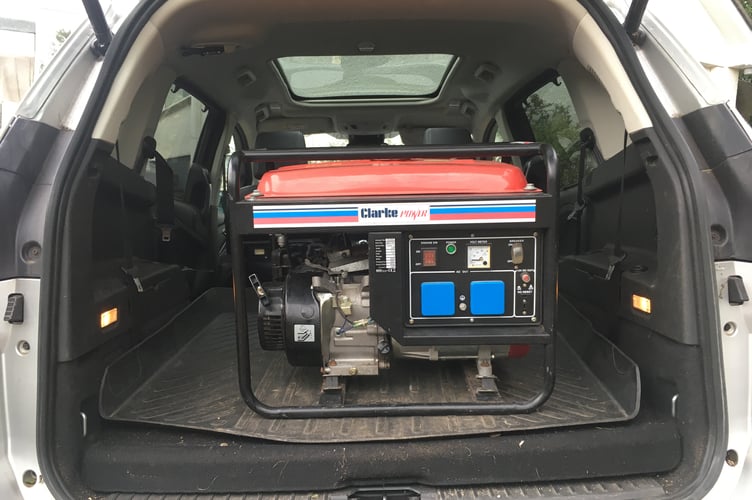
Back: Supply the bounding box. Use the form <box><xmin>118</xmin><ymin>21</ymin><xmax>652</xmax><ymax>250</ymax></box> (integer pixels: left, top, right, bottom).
<box><xmin>252</xmin><ymin>200</ymin><xmax>536</xmax><ymax>228</ymax></box>
<box><xmin>429</xmin><ymin>204</ymin><xmax>535</xmax><ymax>222</ymax></box>
<box><xmin>253</xmin><ymin>207</ymin><xmax>359</xmax><ymax>226</ymax></box>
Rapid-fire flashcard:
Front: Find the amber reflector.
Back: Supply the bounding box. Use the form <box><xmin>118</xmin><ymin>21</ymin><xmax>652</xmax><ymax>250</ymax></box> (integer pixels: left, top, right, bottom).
<box><xmin>100</xmin><ymin>307</ymin><xmax>118</xmax><ymax>328</ymax></box>
<box><xmin>632</xmin><ymin>294</ymin><xmax>652</xmax><ymax>314</ymax></box>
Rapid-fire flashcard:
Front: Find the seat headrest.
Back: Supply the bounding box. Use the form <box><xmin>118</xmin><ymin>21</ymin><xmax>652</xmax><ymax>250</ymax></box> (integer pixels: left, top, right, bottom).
<box><xmin>255</xmin><ymin>131</ymin><xmax>306</xmax><ymax>149</ymax></box>
<box><xmin>98</xmin><ymin>156</ymin><xmax>155</xmax><ymax>208</ymax></box>
<box><xmin>524</xmin><ymin>156</ymin><xmax>547</xmax><ymax>191</ymax></box>
<box><xmin>252</xmin><ymin>131</ymin><xmax>307</xmax><ymax>181</ymax></box>
<box><xmin>347</xmin><ymin>134</ymin><xmax>386</xmax><ymax>147</ymax></box>
<box><xmin>423</xmin><ymin>127</ymin><xmax>472</xmax><ymax>145</ymax></box>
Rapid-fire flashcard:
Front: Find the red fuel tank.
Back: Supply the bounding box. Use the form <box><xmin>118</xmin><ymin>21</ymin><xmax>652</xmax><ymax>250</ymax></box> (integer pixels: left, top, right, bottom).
<box><xmin>251</xmin><ymin>159</ymin><xmax>534</xmax><ymax>198</ymax></box>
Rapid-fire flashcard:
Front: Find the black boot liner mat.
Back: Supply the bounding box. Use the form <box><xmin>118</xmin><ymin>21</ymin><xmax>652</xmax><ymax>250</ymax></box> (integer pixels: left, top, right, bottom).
<box><xmin>100</xmin><ymin>288</ymin><xmax>640</xmax><ymax>443</ymax></box>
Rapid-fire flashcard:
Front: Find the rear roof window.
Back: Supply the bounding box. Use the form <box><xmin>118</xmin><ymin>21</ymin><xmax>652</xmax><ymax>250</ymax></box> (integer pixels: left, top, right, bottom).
<box><xmin>275</xmin><ymin>54</ymin><xmax>456</xmax><ymax>100</ymax></box>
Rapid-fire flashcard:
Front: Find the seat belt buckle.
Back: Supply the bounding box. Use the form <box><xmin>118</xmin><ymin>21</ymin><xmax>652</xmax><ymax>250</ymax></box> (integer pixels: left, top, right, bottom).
<box><xmin>567</xmin><ymin>201</ymin><xmax>586</xmax><ymax>222</ymax></box>
<box><xmin>159</xmin><ymin>225</ymin><xmax>173</xmax><ymax>242</ymax></box>
<box><xmin>604</xmin><ymin>263</ymin><xmax>617</xmax><ymax>281</ymax></box>
<box><xmin>132</xmin><ymin>276</ymin><xmax>144</xmax><ymax>292</ymax></box>
<box><xmin>121</xmin><ymin>267</ymin><xmax>144</xmax><ymax>292</ymax></box>
<box><xmin>603</xmin><ymin>252</ymin><xmax>627</xmax><ymax>281</ymax></box>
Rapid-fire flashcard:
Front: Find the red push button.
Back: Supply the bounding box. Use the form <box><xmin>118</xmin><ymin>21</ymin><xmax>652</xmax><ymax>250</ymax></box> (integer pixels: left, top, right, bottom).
<box><xmin>521</xmin><ymin>273</ymin><xmax>531</xmax><ymax>283</ymax></box>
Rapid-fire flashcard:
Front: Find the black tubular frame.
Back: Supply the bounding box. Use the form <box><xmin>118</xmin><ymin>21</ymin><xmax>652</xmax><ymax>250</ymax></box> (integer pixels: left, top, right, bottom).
<box><xmin>229</xmin><ymin>143</ymin><xmax>558</xmax><ymax>417</ymax></box>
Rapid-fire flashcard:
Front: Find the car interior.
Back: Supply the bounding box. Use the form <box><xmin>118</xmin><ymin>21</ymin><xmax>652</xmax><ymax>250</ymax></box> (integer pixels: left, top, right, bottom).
<box><xmin>41</xmin><ymin>0</ymin><xmax>721</xmax><ymax>496</ymax></box>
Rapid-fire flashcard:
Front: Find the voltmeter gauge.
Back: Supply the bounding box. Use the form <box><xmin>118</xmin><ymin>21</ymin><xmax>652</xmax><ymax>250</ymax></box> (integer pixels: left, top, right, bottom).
<box><xmin>467</xmin><ymin>245</ymin><xmax>492</xmax><ymax>269</ymax></box>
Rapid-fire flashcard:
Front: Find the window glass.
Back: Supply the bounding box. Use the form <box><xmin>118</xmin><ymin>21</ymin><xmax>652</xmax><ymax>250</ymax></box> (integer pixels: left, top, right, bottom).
<box><xmin>488</xmin><ymin>112</ymin><xmax>512</xmax><ymax>143</ymax></box>
<box><xmin>522</xmin><ymin>79</ymin><xmax>592</xmax><ymax>187</ymax></box>
<box><xmin>304</xmin><ymin>132</ymin><xmax>403</xmax><ymax>147</ymax></box>
<box><xmin>484</xmin><ymin>119</ymin><xmax>514</xmax><ymax>164</ymax></box>
<box><xmin>276</xmin><ymin>54</ymin><xmax>456</xmax><ymax>99</ymax></box>
<box><xmin>737</xmin><ymin>0</ymin><xmax>752</xmax><ymax>24</ymax></box>
<box><xmin>146</xmin><ymin>86</ymin><xmax>208</xmax><ymax>195</ymax></box>
<box><xmin>304</xmin><ymin>133</ymin><xmax>349</xmax><ymax>148</ymax></box>
<box><xmin>221</xmin><ymin>135</ymin><xmax>236</xmax><ymax>193</ymax></box>
<box><xmin>738</xmin><ymin>72</ymin><xmax>752</xmax><ymax>126</ymax></box>
<box><xmin>494</xmin><ymin>127</ymin><xmax>507</xmax><ymax>143</ymax></box>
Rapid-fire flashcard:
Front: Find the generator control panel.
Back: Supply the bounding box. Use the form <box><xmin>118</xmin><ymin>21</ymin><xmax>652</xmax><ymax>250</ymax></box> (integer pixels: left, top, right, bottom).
<box><xmin>408</xmin><ymin>235</ymin><xmax>539</xmax><ymax>325</ymax></box>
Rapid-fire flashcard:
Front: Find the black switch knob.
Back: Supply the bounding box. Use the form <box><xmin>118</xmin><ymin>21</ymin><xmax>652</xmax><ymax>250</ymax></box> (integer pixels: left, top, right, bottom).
<box><xmin>728</xmin><ymin>275</ymin><xmax>749</xmax><ymax>306</ymax></box>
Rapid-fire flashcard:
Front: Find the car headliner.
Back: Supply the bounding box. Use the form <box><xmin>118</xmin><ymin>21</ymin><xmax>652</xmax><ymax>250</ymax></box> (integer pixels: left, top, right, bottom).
<box><xmin>153</xmin><ymin>0</ymin><xmax>578</xmax><ymax>137</ymax></box>
<box><xmin>93</xmin><ymin>0</ymin><xmax>648</xmax><ymax>162</ymax></box>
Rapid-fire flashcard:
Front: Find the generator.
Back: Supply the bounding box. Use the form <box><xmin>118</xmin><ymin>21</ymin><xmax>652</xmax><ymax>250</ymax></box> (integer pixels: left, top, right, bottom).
<box><xmin>228</xmin><ymin>144</ymin><xmax>558</xmax><ymax>416</ymax></box>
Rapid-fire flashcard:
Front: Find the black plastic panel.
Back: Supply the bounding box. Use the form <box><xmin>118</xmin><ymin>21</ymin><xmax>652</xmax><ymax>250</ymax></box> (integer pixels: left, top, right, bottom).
<box><xmin>0</xmin><ymin>117</ymin><xmax>59</xmax><ymax>279</ymax></box>
<box><xmin>682</xmin><ymin>104</ymin><xmax>752</xmax><ymax>170</ymax></box>
<box><xmin>57</xmin><ymin>147</ymin><xmax>191</xmax><ymax>361</ymax></box>
<box><xmin>408</xmin><ymin>234</ymin><xmax>539</xmax><ymax>324</ymax></box>
<box><xmin>559</xmin><ymin>134</ymin><xmax>701</xmax><ymax>346</ymax></box>
<box><xmin>679</xmin><ymin>104</ymin><xmax>752</xmax><ymax>260</ymax></box>
<box><xmin>369</xmin><ymin>229</ymin><xmax>552</xmax><ymax>345</ymax></box>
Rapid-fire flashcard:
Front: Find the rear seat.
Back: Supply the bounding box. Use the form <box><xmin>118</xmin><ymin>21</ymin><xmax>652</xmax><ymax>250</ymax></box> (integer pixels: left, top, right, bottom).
<box><xmin>59</xmin><ymin>153</ymin><xmax>189</xmax><ymax>361</ymax></box>
<box><xmin>173</xmin><ymin>162</ymin><xmax>212</xmax><ymax>272</ymax></box>
<box><xmin>92</xmin><ymin>156</ymin><xmax>159</xmax><ymax>260</ymax></box>
<box><xmin>225</xmin><ymin>131</ymin><xmax>306</xmax><ymax>281</ymax></box>
<box><xmin>423</xmin><ymin>127</ymin><xmax>551</xmax><ymax>190</ymax></box>
<box><xmin>231</xmin><ymin>131</ymin><xmax>307</xmax><ymax>281</ymax></box>
<box><xmin>251</xmin><ymin>131</ymin><xmax>306</xmax><ymax>181</ymax></box>
<box><xmin>236</xmin><ymin>131</ymin><xmax>306</xmax><ymax>199</ymax></box>
<box><xmin>423</xmin><ymin>127</ymin><xmax>472</xmax><ymax>145</ymax></box>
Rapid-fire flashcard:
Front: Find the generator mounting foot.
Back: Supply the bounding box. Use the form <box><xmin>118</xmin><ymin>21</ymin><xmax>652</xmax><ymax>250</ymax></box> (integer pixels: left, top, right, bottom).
<box><xmin>475</xmin><ymin>349</ymin><xmax>501</xmax><ymax>400</ymax></box>
<box><xmin>320</xmin><ymin>375</ymin><xmax>346</xmax><ymax>406</ymax></box>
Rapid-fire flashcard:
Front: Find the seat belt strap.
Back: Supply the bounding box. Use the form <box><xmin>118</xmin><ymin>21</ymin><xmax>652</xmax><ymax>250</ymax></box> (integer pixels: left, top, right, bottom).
<box><xmin>117</xmin><ymin>182</ymin><xmax>145</xmax><ymax>292</ymax></box>
<box><xmin>155</xmin><ymin>155</ymin><xmax>175</xmax><ymax>243</ymax></box>
<box><xmin>118</xmin><ymin>184</ymin><xmax>133</xmax><ymax>268</ymax></box>
<box><xmin>567</xmin><ymin>128</ymin><xmax>596</xmax><ymax>255</ymax></box>
<box><xmin>603</xmin><ymin>130</ymin><xmax>630</xmax><ymax>281</ymax></box>
<box><xmin>567</xmin><ymin>128</ymin><xmax>596</xmax><ymax>222</ymax></box>
<box><xmin>142</xmin><ymin>137</ymin><xmax>175</xmax><ymax>245</ymax></box>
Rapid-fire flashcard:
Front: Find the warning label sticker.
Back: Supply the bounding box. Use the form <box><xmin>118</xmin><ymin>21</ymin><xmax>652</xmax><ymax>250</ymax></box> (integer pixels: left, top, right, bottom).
<box><xmin>293</xmin><ymin>324</ymin><xmax>315</xmax><ymax>342</ymax></box>
<box><xmin>374</xmin><ymin>237</ymin><xmax>396</xmax><ymax>273</ymax></box>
